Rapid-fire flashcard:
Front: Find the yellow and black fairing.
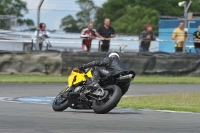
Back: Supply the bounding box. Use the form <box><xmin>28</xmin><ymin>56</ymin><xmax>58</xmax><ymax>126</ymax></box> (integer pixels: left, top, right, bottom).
<box><xmin>63</xmin><ymin>68</ymin><xmax>93</xmax><ymax>108</ymax></box>
<box><xmin>66</xmin><ymin>68</ymin><xmax>93</xmax><ymax>91</ymax></box>
<box><xmin>60</xmin><ymin>68</ymin><xmax>92</xmax><ymax>95</ymax></box>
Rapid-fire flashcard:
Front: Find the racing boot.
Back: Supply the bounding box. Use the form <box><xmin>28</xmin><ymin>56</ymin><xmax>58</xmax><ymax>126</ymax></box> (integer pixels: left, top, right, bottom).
<box><xmin>86</xmin><ymin>79</ymin><xmax>105</xmax><ymax>96</ymax></box>
<box><xmin>92</xmin><ymin>84</ymin><xmax>105</xmax><ymax>96</ymax></box>
<box><xmin>86</xmin><ymin>78</ymin><xmax>99</xmax><ymax>87</ymax></box>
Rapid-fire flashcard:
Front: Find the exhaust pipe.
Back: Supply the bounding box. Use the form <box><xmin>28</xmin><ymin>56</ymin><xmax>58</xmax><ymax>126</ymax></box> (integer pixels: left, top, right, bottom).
<box><xmin>117</xmin><ymin>74</ymin><xmax>134</xmax><ymax>81</ymax></box>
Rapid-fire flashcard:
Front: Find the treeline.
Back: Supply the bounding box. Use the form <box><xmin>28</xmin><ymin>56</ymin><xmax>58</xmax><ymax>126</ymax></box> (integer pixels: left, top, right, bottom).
<box><xmin>1</xmin><ymin>0</ymin><xmax>199</xmax><ymax>33</ymax></box>
<box><xmin>0</xmin><ymin>0</ymin><xmax>34</xmax><ymax>30</ymax></box>
<box><xmin>60</xmin><ymin>0</ymin><xmax>200</xmax><ymax>34</ymax></box>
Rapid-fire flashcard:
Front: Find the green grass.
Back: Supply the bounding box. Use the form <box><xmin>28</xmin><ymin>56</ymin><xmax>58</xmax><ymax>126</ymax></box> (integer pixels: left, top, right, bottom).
<box><xmin>0</xmin><ymin>75</ymin><xmax>68</xmax><ymax>83</ymax></box>
<box><xmin>133</xmin><ymin>75</ymin><xmax>200</xmax><ymax>84</ymax></box>
<box><xmin>118</xmin><ymin>93</ymin><xmax>200</xmax><ymax>113</ymax></box>
<box><xmin>0</xmin><ymin>74</ymin><xmax>200</xmax><ymax>84</ymax></box>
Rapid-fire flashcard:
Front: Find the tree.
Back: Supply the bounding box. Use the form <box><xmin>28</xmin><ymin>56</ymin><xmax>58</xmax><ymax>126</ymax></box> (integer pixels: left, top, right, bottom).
<box><xmin>0</xmin><ymin>0</ymin><xmax>34</xmax><ymax>30</ymax></box>
<box><xmin>133</xmin><ymin>0</ymin><xmax>200</xmax><ymax>16</ymax></box>
<box><xmin>95</xmin><ymin>0</ymin><xmax>200</xmax><ymax>34</ymax></box>
<box><xmin>60</xmin><ymin>15</ymin><xmax>80</xmax><ymax>32</ymax></box>
<box><xmin>112</xmin><ymin>6</ymin><xmax>159</xmax><ymax>34</ymax></box>
<box><xmin>60</xmin><ymin>0</ymin><xmax>97</xmax><ymax>32</ymax></box>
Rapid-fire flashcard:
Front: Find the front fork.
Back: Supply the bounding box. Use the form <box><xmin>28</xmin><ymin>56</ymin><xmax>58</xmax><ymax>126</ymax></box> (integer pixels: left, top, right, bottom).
<box><xmin>62</xmin><ymin>86</ymin><xmax>76</xmax><ymax>98</ymax></box>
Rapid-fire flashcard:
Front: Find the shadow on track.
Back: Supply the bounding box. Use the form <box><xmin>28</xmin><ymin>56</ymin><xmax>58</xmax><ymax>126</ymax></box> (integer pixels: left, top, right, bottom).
<box><xmin>63</xmin><ymin>109</ymin><xmax>142</xmax><ymax>115</ymax></box>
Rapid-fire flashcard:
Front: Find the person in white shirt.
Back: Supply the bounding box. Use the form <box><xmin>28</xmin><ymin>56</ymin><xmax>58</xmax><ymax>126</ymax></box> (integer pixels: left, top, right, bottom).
<box><xmin>33</xmin><ymin>23</ymin><xmax>50</xmax><ymax>50</ymax></box>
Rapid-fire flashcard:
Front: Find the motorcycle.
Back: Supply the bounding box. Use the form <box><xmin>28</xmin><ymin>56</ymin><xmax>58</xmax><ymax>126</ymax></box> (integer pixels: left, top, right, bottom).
<box><xmin>52</xmin><ymin>68</ymin><xmax>135</xmax><ymax>114</ymax></box>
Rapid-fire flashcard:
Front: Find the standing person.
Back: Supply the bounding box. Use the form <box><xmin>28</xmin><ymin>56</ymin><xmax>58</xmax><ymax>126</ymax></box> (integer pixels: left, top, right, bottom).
<box><xmin>80</xmin><ymin>23</ymin><xmax>96</xmax><ymax>52</ymax></box>
<box><xmin>139</xmin><ymin>24</ymin><xmax>156</xmax><ymax>52</ymax></box>
<box><xmin>33</xmin><ymin>23</ymin><xmax>50</xmax><ymax>51</ymax></box>
<box><xmin>172</xmin><ymin>22</ymin><xmax>189</xmax><ymax>52</ymax></box>
<box><xmin>193</xmin><ymin>25</ymin><xmax>200</xmax><ymax>53</ymax></box>
<box><xmin>96</xmin><ymin>18</ymin><xmax>116</xmax><ymax>52</ymax></box>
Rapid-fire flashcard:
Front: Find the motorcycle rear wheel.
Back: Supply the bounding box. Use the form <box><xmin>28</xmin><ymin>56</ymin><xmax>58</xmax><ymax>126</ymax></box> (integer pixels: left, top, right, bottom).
<box><xmin>52</xmin><ymin>88</ymin><xmax>69</xmax><ymax>111</ymax></box>
<box><xmin>92</xmin><ymin>85</ymin><xmax>122</xmax><ymax>114</ymax></box>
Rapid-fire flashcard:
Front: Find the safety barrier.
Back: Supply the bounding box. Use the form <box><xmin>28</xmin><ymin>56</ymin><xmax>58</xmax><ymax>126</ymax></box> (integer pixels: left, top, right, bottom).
<box><xmin>62</xmin><ymin>51</ymin><xmax>200</xmax><ymax>76</ymax></box>
<box><xmin>0</xmin><ymin>51</ymin><xmax>199</xmax><ymax>75</ymax></box>
<box><xmin>0</xmin><ymin>38</ymin><xmax>131</xmax><ymax>53</ymax></box>
<box><xmin>0</xmin><ymin>37</ymin><xmax>198</xmax><ymax>54</ymax></box>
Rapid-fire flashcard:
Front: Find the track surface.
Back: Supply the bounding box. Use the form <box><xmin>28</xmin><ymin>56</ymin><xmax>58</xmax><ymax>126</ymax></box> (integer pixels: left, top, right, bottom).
<box><xmin>0</xmin><ymin>84</ymin><xmax>200</xmax><ymax>133</ymax></box>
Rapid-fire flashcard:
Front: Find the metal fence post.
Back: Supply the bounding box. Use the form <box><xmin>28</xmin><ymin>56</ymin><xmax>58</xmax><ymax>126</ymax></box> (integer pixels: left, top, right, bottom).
<box><xmin>36</xmin><ymin>0</ymin><xmax>45</xmax><ymax>51</ymax></box>
<box><xmin>183</xmin><ymin>0</ymin><xmax>192</xmax><ymax>53</ymax></box>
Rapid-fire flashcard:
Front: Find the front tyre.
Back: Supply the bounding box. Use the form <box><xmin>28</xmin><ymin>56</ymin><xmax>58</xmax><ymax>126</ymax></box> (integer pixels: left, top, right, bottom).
<box><xmin>92</xmin><ymin>85</ymin><xmax>122</xmax><ymax>114</ymax></box>
<box><xmin>52</xmin><ymin>88</ymin><xmax>69</xmax><ymax>111</ymax></box>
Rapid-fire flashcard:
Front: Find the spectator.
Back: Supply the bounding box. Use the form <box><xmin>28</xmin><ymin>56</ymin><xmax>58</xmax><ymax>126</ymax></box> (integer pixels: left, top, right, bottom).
<box><xmin>193</xmin><ymin>24</ymin><xmax>200</xmax><ymax>53</ymax></box>
<box><xmin>139</xmin><ymin>24</ymin><xmax>156</xmax><ymax>52</ymax></box>
<box><xmin>172</xmin><ymin>22</ymin><xmax>189</xmax><ymax>52</ymax></box>
<box><xmin>33</xmin><ymin>23</ymin><xmax>50</xmax><ymax>51</ymax></box>
<box><xmin>80</xmin><ymin>23</ymin><xmax>96</xmax><ymax>52</ymax></box>
<box><xmin>96</xmin><ymin>18</ymin><xmax>116</xmax><ymax>52</ymax></box>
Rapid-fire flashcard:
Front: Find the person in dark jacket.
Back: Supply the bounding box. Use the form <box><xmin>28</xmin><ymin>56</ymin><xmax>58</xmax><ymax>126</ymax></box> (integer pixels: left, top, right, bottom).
<box><xmin>193</xmin><ymin>24</ymin><xmax>200</xmax><ymax>53</ymax></box>
<box><xmin>78</xmin><ymin>51</ymin><xmax>128</xmax><ymax>95</ymax></box>
<box><xmin>139</xmin><ymin>24</ymin><xmax>156</xmax><ymax>52</ymax></box>
<box><xmin>96</xmin><ymin>18</ymin><xmax>116</xmax><ymax>52</ymax></box>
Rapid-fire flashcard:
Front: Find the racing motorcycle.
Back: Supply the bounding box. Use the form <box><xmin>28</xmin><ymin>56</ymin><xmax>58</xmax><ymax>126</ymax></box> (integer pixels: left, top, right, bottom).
<box><xmin>52</xmin><ymin>68</ymin><xmax>135</xmax><ymax>114</ymax></box>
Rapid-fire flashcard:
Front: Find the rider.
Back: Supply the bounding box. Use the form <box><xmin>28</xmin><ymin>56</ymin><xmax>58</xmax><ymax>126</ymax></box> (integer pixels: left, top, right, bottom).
<box><xmin>78</xmin><ymin>51</ymin><xmax>129</xmax><ymax>95</ymax></box>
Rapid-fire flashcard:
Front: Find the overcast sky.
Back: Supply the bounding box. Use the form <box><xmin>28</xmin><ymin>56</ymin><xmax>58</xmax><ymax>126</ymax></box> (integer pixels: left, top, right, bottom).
<box><xmin>23</xmin><ymin>0</ymin><xmax>107</xmax><ymax>10</ymax></box>
<box><xmin>21</xmin><ymin>0</ymin><xmax>107</xmax><ymax>30</ymax></box>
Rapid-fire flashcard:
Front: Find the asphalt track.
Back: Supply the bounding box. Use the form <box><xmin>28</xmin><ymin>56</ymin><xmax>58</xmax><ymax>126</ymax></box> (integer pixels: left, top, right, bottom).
<box><xmin>0</xmin><ymin>84</ymin><xmax>200</xmax><ymax>133</ymax></box>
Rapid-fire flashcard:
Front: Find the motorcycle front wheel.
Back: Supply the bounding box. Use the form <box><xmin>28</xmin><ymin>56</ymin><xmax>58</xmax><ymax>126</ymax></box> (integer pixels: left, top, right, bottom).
<box><xmin>52</xmin><ymin>88</ymin><xmax>69</xmax><ymax>111</ymax></box>
<box><xmin>92</xmin><ymin>85</ymin><xmax>122</xmax><ymax>114</ymax></box>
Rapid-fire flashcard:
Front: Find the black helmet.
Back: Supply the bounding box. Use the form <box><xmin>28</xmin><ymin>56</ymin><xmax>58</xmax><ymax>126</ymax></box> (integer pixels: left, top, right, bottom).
<box><xmin>106</xmin><ymin>51</ymin><xmax>120</xmax><ymax>59</ymax></box>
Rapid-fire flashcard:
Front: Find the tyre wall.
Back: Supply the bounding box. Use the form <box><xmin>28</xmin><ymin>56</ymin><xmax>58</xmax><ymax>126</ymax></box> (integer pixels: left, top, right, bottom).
<box><xmin>62</xmin><ymin>52</ymin><xmax>200</xmax><ymax>76</ymax></box>
<box><xmin>0</xmin><ymin>51</ymin><xmax>62</xmax><ymax>75</ymax></box>
<box><xmin>0</xmin><ymin>51</ymin><xmax>199</xmax><ymax>76</ymax></box>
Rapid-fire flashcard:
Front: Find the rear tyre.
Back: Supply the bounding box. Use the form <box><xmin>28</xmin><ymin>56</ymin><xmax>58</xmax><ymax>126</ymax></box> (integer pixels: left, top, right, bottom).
<box><xmin>92</xmin><ymin>85</ymin><xmax>122</xmax><ymax>114</ymax></box>
<box><xmin>52</xmin><ymin>88</ymin><xmax>69</xmax><ymax>111</ymax></box>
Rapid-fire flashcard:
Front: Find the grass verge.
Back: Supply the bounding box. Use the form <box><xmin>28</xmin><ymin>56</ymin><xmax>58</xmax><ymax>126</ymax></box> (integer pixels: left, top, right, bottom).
<box><xmin>0</xmin><ymin>74</ymin><xmax>200</xmax><ymax>84</ymax></box>
<box><xmin>133</xmin><ymin>75</ymin><xmax>200</xmax><ymax>84</ymax></box>
<box><xmin>118</xmin><ymin>93</ymin><xmax>200</xmax><ymax>113</ymax></box>
<box><xmin>0</xmin><ymin>75</ymin><xmax>68</xmax><ymax>83</ymax></box>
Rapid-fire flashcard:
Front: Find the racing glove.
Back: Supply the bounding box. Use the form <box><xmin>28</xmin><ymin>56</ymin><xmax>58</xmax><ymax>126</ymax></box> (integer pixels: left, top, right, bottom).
<box><xmin>78</xmin><ymin>65</ymin><xmax>85</xmax><ymax>72</ymax></box>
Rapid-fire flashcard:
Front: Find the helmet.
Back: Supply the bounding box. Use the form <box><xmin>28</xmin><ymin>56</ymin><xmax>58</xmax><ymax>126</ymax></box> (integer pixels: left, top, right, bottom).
<box><xmin>106</xmin><ymin>51</ymin><xmax>120</xmax><ymax>59</ymax></box>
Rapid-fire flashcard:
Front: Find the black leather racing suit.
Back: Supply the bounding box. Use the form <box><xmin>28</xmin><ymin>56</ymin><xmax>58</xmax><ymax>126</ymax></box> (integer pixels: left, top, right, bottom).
<box><xmin>80</xmin><ymin>56</ymin><xmax>129</xmax><ymax>82</ymax></box>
